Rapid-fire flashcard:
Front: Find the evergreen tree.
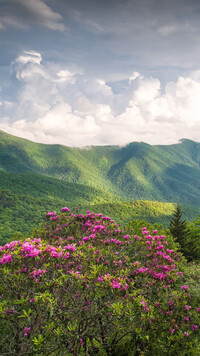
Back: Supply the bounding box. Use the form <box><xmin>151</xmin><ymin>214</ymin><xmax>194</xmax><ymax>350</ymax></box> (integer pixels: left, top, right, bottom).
<box><xmin>169</xmin><ymin>205</ymin><xmax>191</xmax><ymax>260</ymax></box>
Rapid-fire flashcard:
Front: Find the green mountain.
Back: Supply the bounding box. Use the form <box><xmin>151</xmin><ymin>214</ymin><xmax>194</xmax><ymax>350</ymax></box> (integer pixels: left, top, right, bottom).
<box><xmin>1</xmin><ymin>130</ymin><xmax>200</xmax><ymax>204</ymax></box>
<box><xmin>1</xmin><ymin>130</ymin><xmax>200</xmax><ymax>242</ymax></box>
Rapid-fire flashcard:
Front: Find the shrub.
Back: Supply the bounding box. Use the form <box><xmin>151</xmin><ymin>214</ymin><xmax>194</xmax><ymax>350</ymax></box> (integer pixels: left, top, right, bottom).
<box><xmin>0</xmin><ymin>208</ymin><xmax>199</xmax><ymax>355</ymax></box>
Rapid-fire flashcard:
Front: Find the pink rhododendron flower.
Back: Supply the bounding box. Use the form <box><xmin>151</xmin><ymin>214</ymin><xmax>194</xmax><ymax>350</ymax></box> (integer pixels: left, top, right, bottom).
<box><xmin>80</xmin><ymin>338</ymin><xmax>84</xmax><ymax>346</ymax></box>
<box><xmin>122</xmin><ymin>283</ymin><xmax>129</xmax><ymax>291</ymax></box>
<box><xmin>163</xmin><ymin>265</ymin><xmax>170</xmax><ymax>272</ymax></box>
<box><xmin>155</xmin><ymin>303</ymin><xmax>160</xmax><ymax>308</ymax></box>
<box><xmin>138</xmin><ymin>267</ymin><xmax>149</xmax><ymax>273</ymax></box>
<box><xmin>185</xmin><ymin>305</ymin><xmax>191</xmax><ymax>311</ymax></box>
<box><xmin>156</xmin><ymin>245</ymin><xmax>164</xmax><ymax>250</ymax></box>
<box><xmin>133</xmin><ymin>261</ymin><xmax>139</xmax><ymax>265</ymax></box>
<box><xmin>183</xmin><ymin>332</ymin><xmax>189</xmax><ymax>337</ymax></box>
<box><xmin>98</xmin><ymin>276</ymin><xmax>104</xmax><ymax>282</ymax></box>
<box><xmin>166</xmin><ymin>249</ymin><xmax>174</xmax><ymax>253</ymax></box>
<box><xmin>24</xmin><ymin>327</ymin><xmax>31</xmax><ymax>336</ymax></box>
<box><xmin>167</xmin><ymin>311</ymin><xmax>173</xmax><ymax>315</ymax></box>
<box><xmin>46</xmin><ymin>211</ymin><xmax>55</xmax><ymax>217</ymax></box>
<box><xmin>0</xmin><ymin>254</ymin><xmax>12</xmax><ymax>264</ymax></box>
<box><xmin>62</xmin><ymin>207</ymin><xmax>71</xmax><ymax>212</ymax></box>
<box><xmin>111</xmin><ymin>280</ymin><xmax>121</xmax><ymax>289</ymax></box>
<box><xmin>123</xmin><ymin>235</ymin><xmax>129</xmax><ymax>239</ymax></box>
<box><xmin>82</xmin><ymin>236</ymin><xmax>89</xmax><ymax>242</ymax></box>
<box><xmin>64</xmin><ymin>244</ymin><xmax>76</xmax><ymax>251</ymax></box>
<box><xmin>3</xmin><ymin>308</ymin><xmax>15</xmax><ymax>314</ymax></box>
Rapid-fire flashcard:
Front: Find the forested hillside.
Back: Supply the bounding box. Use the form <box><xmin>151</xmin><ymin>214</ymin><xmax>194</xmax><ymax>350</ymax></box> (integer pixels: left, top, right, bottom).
<box><xmin>1</xmin><ymin>131</ymin><xmax>200</xmax><ymax>204</ymax></box>
<box><xmin>1</xmin><ymin>130</ymin><xmax>200</xmax><ymax>243</ymax></box>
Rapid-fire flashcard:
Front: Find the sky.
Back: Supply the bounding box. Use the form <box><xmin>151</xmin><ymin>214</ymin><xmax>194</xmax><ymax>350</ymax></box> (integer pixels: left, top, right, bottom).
<box><xmin>1</xmin><ymin>0</ymin><xmax>200</xmax><ymax>147</ymax></box>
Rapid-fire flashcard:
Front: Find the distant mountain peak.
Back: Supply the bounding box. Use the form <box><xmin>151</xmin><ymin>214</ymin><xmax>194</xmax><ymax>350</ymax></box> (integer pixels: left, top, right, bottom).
<box><xmin>179</xmin><ymin>138</ymin><xmax>195</xmax><ymax>143</ymax></box>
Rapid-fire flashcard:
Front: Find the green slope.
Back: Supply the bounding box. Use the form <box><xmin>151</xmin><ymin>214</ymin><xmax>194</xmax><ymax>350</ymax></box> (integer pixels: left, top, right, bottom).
<box><xmin>0</xmin><ymin>130</ymin><xmax>119</xmax><ymax>196</ymax></box>
<box><xmin>81</xmin><ymin>200</ymin><xmax>200</xmax><ymax>227</ymax></box>
<box><xmin>0</xmin><ymin>171</ymin><xmax>118</xmax><ymax>204</ymax></box>
<box><xmin>2</xmin><ymin>186</ymin><xmax>199</xmax><ymax>244</ymax></box>
<box><xmin>83</xmin><ymin>200</ymin><xmax>176</xmax><ymax>226</ymax></box>
<box><xmin>1</xmin><ymin>131</ymin><xmax>200</xmax><ymax>205</ymax></box>
<box><xmin>1</xmin><ymin>130</ymin><xmax>200</xmax><ymax>243</ymax></box>
<box><xmin>0</xmin><ymin>170</ymin><xmax>119</xmax><ymax>242</ymax></box>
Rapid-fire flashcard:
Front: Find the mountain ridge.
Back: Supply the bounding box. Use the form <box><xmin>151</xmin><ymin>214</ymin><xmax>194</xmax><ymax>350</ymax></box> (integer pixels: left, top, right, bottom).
<box><xmin>1</xmin><ymin>129</ymin><xmax>200</xmax><ymax>204</ymax></box>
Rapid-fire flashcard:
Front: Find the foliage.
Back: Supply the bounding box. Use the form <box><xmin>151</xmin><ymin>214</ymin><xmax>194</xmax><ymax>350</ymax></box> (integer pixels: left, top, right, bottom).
<box><xmin>126</xmin><ymin>219</ymin><xmax>179</xmax><ymax>253</ymax></box>
<box><xmin>86</xmin><ymin>200</ymin><xmax>176</xmax><ymax>227</ymax></box>
<box><xmin>0</xmin><ymin>208</ymin><xmax>199</xmax><ymax>355</ymax></box>
<box><xmin>181</xmin><ymin>262</ymin><xmax>200</xmax><ymax>355</ymax></box>
<box><xmin>0</xmin><ymin>186</ymin><xmax>177</xmax><ymax>244</ymax></box>
<box><xmin>0</xmin><ymin>176</ymin><xmax>199</xmax><ymax>245</ymax></box>
<box><xmin>186</xmin><ymin>218</ymin><xmax>200</xmax><ymax>261</ymax></box>
<box><xmin>169</xmin><ymin>206</ymin><xmax>200</xmax><ymax>261</ymax></box>
<box><xmin>0</xmin><ymin>170</ymin><xmax>118</xmax><ymax>243</ymax></box>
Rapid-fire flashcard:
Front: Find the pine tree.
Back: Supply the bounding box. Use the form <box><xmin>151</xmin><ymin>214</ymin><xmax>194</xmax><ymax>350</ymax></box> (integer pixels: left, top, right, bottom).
<box><xmin>169</xmin><ymin>205</ymin><xmax>191</xmax><ymax>260</ymax></box>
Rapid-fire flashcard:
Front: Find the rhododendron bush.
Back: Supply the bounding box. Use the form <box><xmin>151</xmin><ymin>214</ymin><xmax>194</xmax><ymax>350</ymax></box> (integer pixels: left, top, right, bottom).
<box><xmin>0</xmin><ymin>208</ymin><xmax>199</xmax><ymax>355</ymax></box>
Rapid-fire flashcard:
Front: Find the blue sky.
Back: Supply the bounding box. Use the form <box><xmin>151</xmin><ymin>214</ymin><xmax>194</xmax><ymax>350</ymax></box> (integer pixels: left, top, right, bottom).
<box><xmin>1</xmin><ymin>0</ymin><xmax>200</xmax><ymax>146</ymax></box>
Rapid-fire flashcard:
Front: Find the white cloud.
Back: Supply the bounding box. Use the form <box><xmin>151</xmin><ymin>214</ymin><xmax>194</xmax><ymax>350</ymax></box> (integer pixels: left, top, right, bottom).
<box><xmin>15</xmin><ymin>50</ymin><xmax>42</xmax><ymax>65</ymax></box>
<box><xmin>1</xmin><ymin>51</ymin><xmax>200</xmax><ymax>146</ymax></box>
<box><xmin>55</xmin><ymin>70</ymin><xmax>76</xmax><ymax>84</ymax></box>
<box><xmin>13</xmin><ymin>51</ymin><xmax>47</xmax><ymax>81</ymax></box>
<box><xmin>129</xmin><ymin>72</ymin><xmax>140</xmax><ymax>83</ymax></box>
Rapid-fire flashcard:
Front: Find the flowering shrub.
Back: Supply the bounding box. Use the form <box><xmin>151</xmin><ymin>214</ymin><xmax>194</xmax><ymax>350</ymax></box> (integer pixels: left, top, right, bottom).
<box><xmin>0</xmin><ymin>208</ymin><xmax>199</xmax><ymax>355</ymax></box>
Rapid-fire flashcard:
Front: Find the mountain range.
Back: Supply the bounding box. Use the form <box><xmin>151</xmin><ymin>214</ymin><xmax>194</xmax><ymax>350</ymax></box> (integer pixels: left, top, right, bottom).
<box><xmin>0</xmin><ymin>130</ymin><xmax>200</xmax><ymax>241</ymax></box>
